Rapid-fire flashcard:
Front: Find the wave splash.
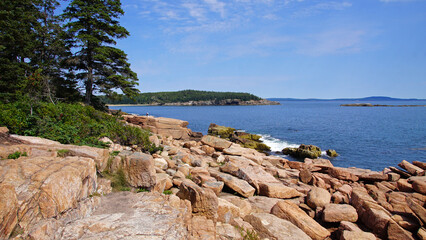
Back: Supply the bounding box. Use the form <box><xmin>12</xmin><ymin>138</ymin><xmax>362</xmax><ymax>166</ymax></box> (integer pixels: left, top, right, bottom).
<box><xmin>259</xmin><ymin>134</ymin><xmax>300</xmax><ymax>152</ymax></box>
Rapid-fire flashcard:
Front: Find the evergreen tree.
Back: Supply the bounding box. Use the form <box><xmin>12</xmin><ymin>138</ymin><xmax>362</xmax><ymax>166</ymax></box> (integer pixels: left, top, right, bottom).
<box><xmin>62</xmin><ymin>0</ymin><xmax>139</xmax><ymax>106</ymax></box>
<box><xmin>0</xmin><ymin>0</ymin><xmax>40</xmax><ymax>102</ymax></box>
<box><xmin>32</xmin><ymin>0</ymin><xmax>80</xmax><ymax>103</ymax></box>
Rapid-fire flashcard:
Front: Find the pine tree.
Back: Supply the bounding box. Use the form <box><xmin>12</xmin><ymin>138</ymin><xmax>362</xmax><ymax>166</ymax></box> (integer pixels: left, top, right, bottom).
<box><xmin>0</xmin><ymin>0</ymin><xmax>41</xmax><ymax>102</ymax></box>
<box><xmin>32</xmin><ymin>0</ymin><xmax>80</xmax><ymax>103</ymax></box>
<box><xmin>62</xmin><ymin>0</ymin><xmax>139</xmax><ymax>106</ymax></box>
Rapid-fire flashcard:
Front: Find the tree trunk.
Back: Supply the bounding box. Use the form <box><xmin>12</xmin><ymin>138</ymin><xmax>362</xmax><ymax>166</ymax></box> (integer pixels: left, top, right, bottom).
<box><xmin>85</xmin><ymin>66</ymin><xmax>93</xmax><ymax>105</ymax></box>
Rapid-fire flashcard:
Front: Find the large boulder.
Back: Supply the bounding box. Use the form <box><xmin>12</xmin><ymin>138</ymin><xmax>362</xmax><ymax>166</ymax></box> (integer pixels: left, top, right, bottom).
<box><xmin>271</xmin><ymin>200</ymin><xmax>331</xmax><ymax>240</ymax></box>
<box><xmin>244</xmin><ymin>213</ymin><xmax>311</xmax><ymax>240</ymax></box>
<box><xmin>176</xmin><ymin>180</ymin><xmax>218</xmax><ymax>220</ymax></box>
<box><xmin>122</xmin><ymin>152</ymin><xmax>156</xmax><ymax>189</ymax></box>
<box><xmin>351</xmin><ymin>187</ymin><xmax>392</xmax><ymax>238</ymax></box>
<box><xmin>282</xmin><ymin>144</ymin><xmax>322</xmax><ymax>159</ymax></box>
<box><xmin>210</xmin><ymin>170</ymin><xmax>255</xmax><ymax>198</ymax></box>
<box><xmin>307</xmin><ymin>187</ymin><xmax>331</xmax><ymax>209</ymax></box>
<box><xmin>322</xmin><ymin>204</ymin><xmax>358</xmax><ymax>223</ymax></box>
<box><xmin>201</xmin><ymin>135</ymin><xmax>232</xmax><ymax>151</ymax></box>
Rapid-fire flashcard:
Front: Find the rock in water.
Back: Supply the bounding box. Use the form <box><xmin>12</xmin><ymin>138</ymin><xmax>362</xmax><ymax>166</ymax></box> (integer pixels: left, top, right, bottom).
<box><xmin>326</xmin><ymin>149</ymin><xmax>339</xmax><ymax>157</ymax></box>
<box><xmin>282</xmin><ymin>144</ymin><xmax>322</xmax><ymax>159</ymax></box>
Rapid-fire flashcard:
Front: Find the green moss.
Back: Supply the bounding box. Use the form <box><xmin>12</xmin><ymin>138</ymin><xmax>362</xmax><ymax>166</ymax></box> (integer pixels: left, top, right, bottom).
<box><xmin>208</xmin><ymin>124</ymin><xmax>235</xmax><ymax>139</ymax></box>
<box><xmin>57</xmin><ymin>149</ymin><xmax>70</xmax><ymax>157</ymax></box>
<box><xmin>137</xmin><ymin>188</ymin><xmax>149</xmax><ymax>192</ymax></box>
<box><xmin>186</xmin><ymin>173</ymin><xmax>193</xmax><ymax>180</ymax></box>
<box><xmin>89</xmin><ymin>192</ymin><xmax>101</xmax><ymax>197</ymax></box>
<box><xmin>163</xmin><ymin>190</ymin><xmax>173</xmax><ymax>195</ymax></box>
<box><xmin>235</xmin><ymin>226</ymin><xmax>260</xmax><ymax>240</ymax></box>
<box><xmin>110</xmin><ymin>150</ymin><xmax>120</xmax><ymax>156</ymax></box>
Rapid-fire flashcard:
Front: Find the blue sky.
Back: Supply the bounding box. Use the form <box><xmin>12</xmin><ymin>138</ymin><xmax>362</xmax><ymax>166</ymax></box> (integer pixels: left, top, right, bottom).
<box><xmin>115</xmin><ymin>0</ymin><xmax>426</xmax><ymax>98</ymax></box>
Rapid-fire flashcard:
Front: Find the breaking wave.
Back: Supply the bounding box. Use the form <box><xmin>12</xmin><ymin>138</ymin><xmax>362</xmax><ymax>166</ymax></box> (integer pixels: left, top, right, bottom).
<box><xmin>259</xmin><ymin>134</ymin><xmax>300</xmax><ymax>152</ymax></box>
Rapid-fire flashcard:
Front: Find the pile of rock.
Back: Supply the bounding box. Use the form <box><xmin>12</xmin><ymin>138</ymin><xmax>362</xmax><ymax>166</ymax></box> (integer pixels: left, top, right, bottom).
<box><xmin>1</xmin><ymin>115</ymin><xmax>426</xmax><ymax>240</ymax></box>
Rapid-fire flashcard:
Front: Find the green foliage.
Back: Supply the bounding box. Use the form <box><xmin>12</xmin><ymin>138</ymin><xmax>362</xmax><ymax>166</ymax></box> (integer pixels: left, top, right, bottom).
<box><xmin>235</xmin><ymin>226</ymin><xmax>260</xmax><ymax>240</ymax></box>
<box><xmin>101</xmin><ymin>90</ymin><xmax>262</xmax><ymax>104</ymax></box>
<box><xmin>7</xmin><ymin>151</ymin><xmax>27</xmax><ymax>159</ymax></box>
<box><xmin>106</xmin><ymin>168</ymin><xmax>131</xmax><ymax>192</ymax></box>
<box><xmin>163</xmin><ymin>190</ymin><xmax>173</xmax><ymax>195</ymax></box>
<box><xmin>137</xmin><ymin>188</ymin><xmax>149</xmax><ymax>193</ymax></box>
<box><xmin>89</xmin><ymin>192</ymin><xmax>101</xmax><ymax>197</ymax></box>
<box><xmin>186</xmin><ymin>173</ymin><xmax>193</xmax><ymax>180</ymax></box>
<box><xmin>62</xmin><ymin>0</ymin><xmax>139</xmax><ymax>105</ymax></box>
<box><xmin>0</xmin><ymin>101</ymin><xmax>153</xmax><ymax>150</ymax></box>
<box><xmin>111</xmin><ymin>151</ymin><xmax>120</xmax><ymax>156</ymax></box>
<box><xmin>57</xmin><ymin>149</ymin><xmax>70</xmax><ymax>157</ymax></box>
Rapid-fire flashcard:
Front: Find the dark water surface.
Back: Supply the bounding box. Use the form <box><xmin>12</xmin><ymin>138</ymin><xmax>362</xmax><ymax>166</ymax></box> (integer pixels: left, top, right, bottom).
<box><xmin>110</xmin><ymin>100</ymin><xmax>426</xmax><ymax>171</ymax></box>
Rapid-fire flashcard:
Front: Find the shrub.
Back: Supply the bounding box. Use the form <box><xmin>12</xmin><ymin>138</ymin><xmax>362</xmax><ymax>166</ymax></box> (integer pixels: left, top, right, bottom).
<box><xmin>0</xmin><ymin>101</ymin><xmax>154</xmax><ymax>151</ymax></box>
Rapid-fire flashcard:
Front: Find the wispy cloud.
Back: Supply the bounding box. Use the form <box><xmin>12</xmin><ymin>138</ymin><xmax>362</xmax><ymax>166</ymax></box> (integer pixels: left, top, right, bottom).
<box><xmin>293</xmin><ymin>2</ymin><xmax>352</xmax><ymax>17</ymax></box>
<box><xmin>297</xmin><ymin>29</ymin><xmax>366</xmax><ymax>56</ymax></box>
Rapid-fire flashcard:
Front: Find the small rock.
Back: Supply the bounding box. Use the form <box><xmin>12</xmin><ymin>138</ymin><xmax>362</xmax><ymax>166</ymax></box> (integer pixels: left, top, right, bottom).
<box><xmin>326</xmin><ymin>149</ymin><xmax>339</xmax><ymax>157</ymax></box>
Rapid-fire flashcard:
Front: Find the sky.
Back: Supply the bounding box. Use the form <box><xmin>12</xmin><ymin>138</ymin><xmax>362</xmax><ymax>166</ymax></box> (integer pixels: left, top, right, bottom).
<box><xmin>113</xmin><ymin>0</ymin><xmax>426</xmax><ymax>99</ymax></box>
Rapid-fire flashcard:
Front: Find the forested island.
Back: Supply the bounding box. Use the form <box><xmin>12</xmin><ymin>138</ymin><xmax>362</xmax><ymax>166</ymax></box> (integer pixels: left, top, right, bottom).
<box><xmin>103</xmin><ymin>90</ymin><xmax>279</xmax><ymax>106</ymax></box>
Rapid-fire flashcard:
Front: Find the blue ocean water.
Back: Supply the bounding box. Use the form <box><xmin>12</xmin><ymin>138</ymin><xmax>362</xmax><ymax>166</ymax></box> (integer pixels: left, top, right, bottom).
<box><xmin>110</xmin><ymin>101</ymin><xmax>426</xmax><ymax>171</ymax></box>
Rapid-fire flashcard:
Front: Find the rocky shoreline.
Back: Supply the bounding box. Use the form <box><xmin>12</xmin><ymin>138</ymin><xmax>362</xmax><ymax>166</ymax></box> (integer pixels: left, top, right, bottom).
<box><xmin>1</xmin><ymin>115</ymin><xmax>425</xmax><ymax>240</ymax></box>
<box><xmin>108</xmin><ymin>98</ymin><xmax>280</xmax><ymax>107</ymax></box>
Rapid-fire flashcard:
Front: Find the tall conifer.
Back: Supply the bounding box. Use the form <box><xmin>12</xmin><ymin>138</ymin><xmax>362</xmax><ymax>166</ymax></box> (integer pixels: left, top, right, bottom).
<box><xmin>62</xmin><ymin>0</ymin><xmax>139</xmax><ymax>105</ymax></box>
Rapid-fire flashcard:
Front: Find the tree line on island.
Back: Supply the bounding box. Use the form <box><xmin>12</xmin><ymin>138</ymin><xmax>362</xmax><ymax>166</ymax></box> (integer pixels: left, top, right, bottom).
<box><xmin>100</xmin><ymin>90</ymin><xmax>262</xmax><ymax>105</ymax></box>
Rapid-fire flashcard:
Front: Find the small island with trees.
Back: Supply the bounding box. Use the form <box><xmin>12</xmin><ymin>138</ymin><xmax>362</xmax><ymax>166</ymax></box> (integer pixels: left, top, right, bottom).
<box><xmin>102</xmin><ymin>90</ymin><xmax>280</xmax><ymax>106</ymax></box>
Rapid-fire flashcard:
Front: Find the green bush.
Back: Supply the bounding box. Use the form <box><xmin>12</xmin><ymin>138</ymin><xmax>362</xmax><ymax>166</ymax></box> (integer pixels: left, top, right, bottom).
<box><xmin>0</xmin><ymin>101</ymin><xmax>155</xmax><ymax>150</ymax></box>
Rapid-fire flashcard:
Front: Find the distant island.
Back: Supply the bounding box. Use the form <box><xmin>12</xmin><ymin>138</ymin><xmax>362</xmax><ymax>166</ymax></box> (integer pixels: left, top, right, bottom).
<box><xmin>103</xmin><ymin>90</ymin><xmax>280</xmax><ymax>106</ymax></box>
<box><xmin>341</xmin><ymin>103</ymin><xmax>426</xmax><ymax>107</ymax></box>
<box><xmin>268</xmin><ymin>96</ymin><xmax>425</xmax><ymax>101</ymax></box>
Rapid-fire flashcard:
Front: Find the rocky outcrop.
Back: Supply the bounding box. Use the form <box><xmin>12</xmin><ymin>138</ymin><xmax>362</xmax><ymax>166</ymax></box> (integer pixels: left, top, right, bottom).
<box><xmin>208</xmin><ymin>123</ymin><xmax>271</xmax><ymax>152</ymax></box>
<box><xmin>0</xmin><ymin>156</ymin><xmax>97</xmax><ymax>239</ymax></box>
<box><xmin>282</xmin><ymin>144</ymin><xmax>322</xmax><ymax>159</ymax></box>
<box><xmin>2</xmin><ymin>118</ymin><xmax>426</xmax><ymax>240</ymax></box>
<box><xmin>56</xmin><ymin>192</ymin><xmax>191</xmax><ymax>239</ymax></box>
<box><xmin>123</xmin><ymin>115</ymin><xmax>192</xmax><ymax>140</ymax></box>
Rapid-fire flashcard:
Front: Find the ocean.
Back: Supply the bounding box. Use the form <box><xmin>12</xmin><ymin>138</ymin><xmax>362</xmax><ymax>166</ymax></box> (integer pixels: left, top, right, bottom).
<box><xmin>110</xmin><ymin>100</ymin><xmax>426</xmax><ymax>171</ymax></box>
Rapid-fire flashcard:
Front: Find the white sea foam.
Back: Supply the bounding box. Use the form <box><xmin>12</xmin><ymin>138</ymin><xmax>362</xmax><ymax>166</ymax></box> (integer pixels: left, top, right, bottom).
<box><xmin>259</xmin><ymin>134</ymin><xmax>299</xmax><ymax>152</ymax></box>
